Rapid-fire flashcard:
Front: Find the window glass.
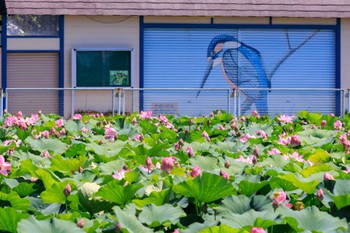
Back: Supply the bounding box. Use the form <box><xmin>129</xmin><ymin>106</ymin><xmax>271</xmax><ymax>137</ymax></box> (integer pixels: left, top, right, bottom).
<box><xmin>7</xmin><ymin>15</ymin><xmax>59</xmax><ymax>36</ymax></box>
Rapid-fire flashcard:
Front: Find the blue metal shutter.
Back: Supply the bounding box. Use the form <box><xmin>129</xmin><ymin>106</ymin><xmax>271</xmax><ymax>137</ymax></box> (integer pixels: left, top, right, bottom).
<box><xmin>143</xmin><ymin>28</ymin><xmax>335</xmax><ymax>116</ymax></box>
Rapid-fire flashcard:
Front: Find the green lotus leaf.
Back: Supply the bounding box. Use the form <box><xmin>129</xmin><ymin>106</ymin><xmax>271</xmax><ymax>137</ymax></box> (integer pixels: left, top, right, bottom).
<box><xmin>98</xmin><ymin>159</ymin><xmax>125</xmax><ymax>175</ymax></box>
<box><xmin>277</xmin><ymin>206</ymin><xmax>347</xmax><ymax>232</ymax></box>
<box><xmin>332</xmin><ymin>179</ymin><xmax>350</xmax><ymax>209</ymax></box>
<box><xmin>279</xmin><ymin>173</ymin><xmax>320</xmax><ymax>194</ymax></box>
<box><xmin>64</xmin><ymin>120</ymin><xmax>84</xmax><ymax>135</ymax></box>
<box><xmin>181</xmin><ymin>222</ymin><xmax>218</xmax><ymax>233</ymax></box>
<box><xmin>13</xmin><ymin>182</ymin><xmax>37</xmax><ymax>197</ymax></box>
<box><xmin>35</xmin><ymin>168</ymin><xmax>61</xmax><ymax>189</ymax></box>
<box><xmin>77</xmin><ymin>182</ymin><xmax>113</xmax><ymax>214</ymax></box>
<box><xmin>113</xmin><ymin>206</ymin><xmax>153</xmax><ymax>233</ymax></box>
<box><xmin>64</xmin><ymin>143</ymin><xmax>87</xmax><ymax>158</ymax></box>
<box><xmin>238</xmin><ymin>180</ymin><xmax>269</xmax><ymax>197</ymax></box>
<box><xmin>172</xmin><ymin>172</ymin><xmax>235</xmax><ymax>203</ymax></box>
<box><xmin>198</xmin><ymin>224</ymin><xmax>244</xmax><ymax>233</ymax></box>
<box><xmin>300</xmin><ymin>164</ymin><xmax>334</xmax><ymax>178</ymax></box>
<box><xmin>0</xmin><ymin>207</ymin><xmax>28</xmax><ymax>233</ymax></box>
<box><xmin>140</xmin><ymin>120</ymin><xmax>158</xmax><ymax>134</ymax></box>
<box><xmin>297</xmin><ymin>128</ymin><xmax>337</xmax><ymax>147</ymax></box>
<box><xmin>95</xmin><ymin>180</ymin><xmax>142</xmax><ymax>206</ymax></box>
<box><xmin>269</xmin><ymin>177</ymin><xmax>297</xmax><ymax>191</ymax></box>
<box><xmin>133</xmin><ymin>189</ymin><xmax>170</xmax><ymax>208</ymax></box>
<box><xmin>0</xmin><ymin>191</ymin><xmax>30</xmax><ymax>211</ymax></box>
<box><xmin>306</xmin><ymin>149</ymin><xmax>331</xmax><ymax>164</ymax></box>
<box><xmin>219</xmin><ymin>209</ymin><xmax>278</xmax><ymax>229</ymax></box>
<box><xmin>17</xmin><ymin>216</ymin><xmax>85</xmax><ymax>233</ymax></box>
<box><xmin>297</xmin><ymin>111</ymin><xmax>323</xmax><ymax>124</ymax></box>
<box><xmin>138</xmin><ymin>203</ymin><xmax>186</xmax><ymax>228</ymax></box>
<box><xmin>190</xmin><ymin>156</ymin><xmax>219</xmax><ymax>171</ymax></box>
<box><xmin>25</xmin><ymin>137</ymin><xmax>67</xmax><ymax>154</ymax></box>
<box><xmin>50</xmin><ymin>154</ymin><xmax>89</xmax><ymax>175</ymax></box>
<box><xmin>41</xmin><ymin>181</ymin><xmax>75</xmax><ymax>204</ymax></box>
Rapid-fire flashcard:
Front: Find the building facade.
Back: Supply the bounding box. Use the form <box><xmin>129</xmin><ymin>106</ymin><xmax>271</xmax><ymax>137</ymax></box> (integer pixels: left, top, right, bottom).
<box><xmin>1</xmin><ymin>1</ymin><xmax>350</xmax><ymax>117</ymax></box>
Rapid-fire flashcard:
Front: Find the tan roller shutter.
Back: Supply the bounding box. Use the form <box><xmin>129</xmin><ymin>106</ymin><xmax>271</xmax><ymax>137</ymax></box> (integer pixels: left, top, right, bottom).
<box><xmin>7</xmin><ymin>53</ymin><xmax>59</xmax><ymax>115</ymax></box>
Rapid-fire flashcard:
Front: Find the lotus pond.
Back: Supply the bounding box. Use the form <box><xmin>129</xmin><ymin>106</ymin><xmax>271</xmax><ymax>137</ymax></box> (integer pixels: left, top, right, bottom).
<box><xmin>1</xmin><ymin>110</ymin><xmax>350</xmax><ymax>233</ymax></box>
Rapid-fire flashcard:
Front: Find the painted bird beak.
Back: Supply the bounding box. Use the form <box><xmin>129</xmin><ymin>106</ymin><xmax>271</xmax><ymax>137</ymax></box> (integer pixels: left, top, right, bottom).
<box><xmin>196</xmin><ymin>59</ymin><xmax>214</xmax><ymax>98</ymax></box>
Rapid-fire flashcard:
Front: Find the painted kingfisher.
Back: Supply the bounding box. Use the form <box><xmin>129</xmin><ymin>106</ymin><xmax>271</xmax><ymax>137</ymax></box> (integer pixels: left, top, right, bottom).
<box><xmin>197</xmin><ymin>34</ymin><xmax>271</xmax><ymax>115</ymax></box>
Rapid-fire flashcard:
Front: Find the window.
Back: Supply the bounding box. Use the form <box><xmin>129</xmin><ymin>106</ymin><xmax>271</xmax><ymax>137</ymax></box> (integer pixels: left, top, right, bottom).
<box><xmin>72</xmin><ymin>49</ymin><xmax>133</xmax><ymax>87</ymax></box>
<box><xmin>7</xmin><ymin>15</ymin><xmax>59</xmax><ymax>36</ymax></box>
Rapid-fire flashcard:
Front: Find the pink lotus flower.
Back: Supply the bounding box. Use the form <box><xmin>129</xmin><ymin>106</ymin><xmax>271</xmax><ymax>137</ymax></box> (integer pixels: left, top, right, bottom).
<box><xmin>131</xmin><ymin>117</ymin><xmax>137</xmax><ymax>125</ymax></box>
<box><xmin>161</xmin><ymin>157</ymin><xmax>174</xmax><ymax>173</ymax></box>
<box><xmin>330</xmin><ymin>113</ymin><xmax>335</xmax><ymax>117</ymax></box>
<box><xmin>324</xmin><ymin>172</ymin><xmax>335</xmax><ymax>181</ymax></box>
<box><xmin>105</xmin><ymin>126</ymin><xmax>117</xmax><ymax>141</ymax></box>
<box><xmin>140</xmin><ymin>111</ymin><xmax>152</xmax><ymax>119</ymax></box>
<box><xmin>252</xmin><ymin>110</ymin><xmax>259</xmax><ymax>118</ymax></box>
<box><xmin>321</xmin><ymin>120</ymin><xmax>327</xmax><ymax>127</ymax></box>
<box><xmin>72</xmin><ymin>114</ymin><xmax>82</xmax><ymax>120</ymax></box>
<box><xmin>134</xmin><ymin>134</ymin><xmax>144</xmax><ymax>142</ymax></box>
<box><xmin>251</xmin><ymin>227</ymin><xmax>265</xmax><ymax>233</ymax></box>
<box><xmin>220</xmin><ymin>170</ymin><xmax>229</xmax><ymax>180</ymax></box>
<box><xmin>290</xmin><ymin>135</ymin><xmax>300</xmax><ymax>147</ymax></box>
<box><xmin>159</xmin><ymin>115</ymin><xmax>168</xmax><ymax>123</ymax></box>
<box><xmin>256</xmin><ymin>130</ymin><xmax>267</xmax><ymax>140</ymax></box>
<box><xmin>334</xmin><ymin>120</ymin><xmax>342</xmax><ymax>130</ymax></box>
<box><xmin>278</xmin><ymin>114</ymin><xmax>294</xmax><ymax>124</ymax></box>
<box><xmin>26</xmin><ymin>114</ymin><xmax>40</xmax><ymax>125</ymax></box>
<box><xmin>146</xmin><ymin>156</ymin><xmax>153</xmax><ymax>171</ymax></box>
<box><xmin>41</xmin><ymin>130</ymin><xmax>50</xmax><ymax>139</ymax></box>
<box><xmin>0</xmin><ymin>155</ymin><xmax>11</xmax><ymax>176</ymax></box>
<box><xmin>186</xmin><ymin>146</ymin><xmax>194</xmax><ymax>157</ymax></box>
<box><xmin>5</xmin><ymin>116</ymin><xmax>17</xmax><ymax>127</ymax></box>
<box><xmin>173</xmin><ymin>229</ymin><xmax>180</xmax><ymax>233</ymax></box>
<box><xmin>202</xmin><ymin>131</ymin><xmax>210</xmax><ymax>142</ymax></box>
<box><xmin>268</xmin><ymin>148</ymin><xmax>281</xmax><ymax>155</ymax></box>
<box><xmin>272</xmin><ymin>191</ymin><xmax>287</xmax><ymax>208</ymax></box>
<box><xmin>64</xmin><ymin>183</ymin><xmax>72</xmax><ymax>196</ymax></box>
<box><xmin>235</xmin><ymin>155</ymin><xmax>254</xmax><ymax>164</ymax></box>
<box><xmin>42</xmin><ymin>151</ymin><xmax>51</xmax><ymax>158</ymax></box>
<box><xmin>240</xmin><ymin>134</ymin><xmax>251</xmax><ymax>143</ymax></box>
<box><xmin>59</xmin><ymin>128</ymin><xmax>66</xmax><ymax>136</ymax></box>
<box><xmin>191</xmin><ymin>166</ymin><xmax>201</xmax><ymax>177</ymax></box>
<box><xmin>316</xmin><ymin>188</ymin><xmax>324</xmax><ymax>200</ymax></box>
<box><xmin>112</xmin><ymin>169</ymin><xmax>126</xmax><ymax>180</ymax></box>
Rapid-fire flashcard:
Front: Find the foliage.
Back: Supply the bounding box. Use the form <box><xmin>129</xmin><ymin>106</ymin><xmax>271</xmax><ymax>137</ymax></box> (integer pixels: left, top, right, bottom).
<box><xmin>0</xmin><ymin>110</ymin><xmax>350</xmax><ymax>232</ymax></box>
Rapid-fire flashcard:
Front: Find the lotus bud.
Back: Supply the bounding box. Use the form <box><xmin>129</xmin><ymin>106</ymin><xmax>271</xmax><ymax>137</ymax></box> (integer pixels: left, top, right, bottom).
<box><xmin>188</xmin><ymin>119</ymin><xmax>193</xmax><ymax>126</ymax></box>
<box><xmin>220</xmin><ymin>170</ymin><xmax>229</xmax><ymax>180</ymax></box>
<box><xmin>334</xmin><ymin>120</ymin><xmax>342</xmax><ymax>130</ymax></box>
<box><xmin>324</xmin><ymin>172</ymin><xmax>335</xmax><ymax>181</ymax></box>
<box><xmin>253</xmin><ymin>146</ymin><xmax>260</xmax><ymax>156</ymax></box>
<box><xmin>252</xmin><ymin>110</ymin><xmax>259</xmax><ymax>118</ymax></box>
<box><xmin>206</xmin><ymin>119</ymin><xmax>211</xmax><ymax>126</ymax></box>
<box><xmin>289</xmin><ymin>126</ymin><xmax>293</xmax><ymax>133</ymax></box>
<box><xmin>330</xmin><ymin>113</ymin><xmax>335</xmax><ymax>117</ymax></box>
<box><xmin>42</xmin><ymin>151</ymin><xmax>51</xmax><ymax>158</ymax></box>
<box><xmin>77</xmin><ymin>219</ymin><xmax>85</xmax><ymax>228</ymax></box>
<box><xmin>251</xmin><ymin>155</ymin><xmax>258</xmax><ymax>165</ymax></box>
<box><xmin>59</xmin><ymin>128</ymin><xmax>66</xmax><ymax>136</ymax></box>
<box><xmin>224</xmin><ymin>160</ymin><xmax>230</xmax><ymax>168</ymax></box>
<box><xmin>3</xmin><ymin>109</ymin><xmax>7</xmax><ymax>114</ymax></box>
<box><xmin>131</xmin><ymin>117</ymin><xmax>137</xmax><ymax>125</ymax></box>
<box><xmin>115</xmin><ymin>223</ymin><xmax>122</xmax><ymax>232</ymax></box>
<box><xmin>316</xmin><ymin>188</ymin><xmax>324</xmax><ymax>200</ymax></box>
<box><xmin>186</xmin><ymin>146</ymin><xmax>194</xmax><ymax>158</ymax></box>
<box><xmin>191</xmin><ymin>166</ymin><xmax>201</xmax><ymax>177</ymax></box>
<box><xmin>290</xmin><ymin>135</ymin><xmax>300</xmax><ymax>147</ymax></box>
<box><xmin>294</xmin><ymin>201</ymin><xmax>304</xmax><ymax>211</ymax></box>
<box><xmin>218</xmin><ymin>124</ymin><xmax>225</xmax><ymax>130</ymax></box>
<box><xmin>251</xmin><ymin>227</ymin><xmax>266</xmax><ymax>233</ymax></box>
<box><xmin>202</xmin><ymin>131</ymin><xmax>210</xmax><ymax>142</ymax></box>
<box><xmin>161</xmin><ymin>157</ymin><xmax>174</xmax><ymax>173</ymax></box>
<box><xmin>50</xmin><ymin>127</ymin><xmax>57</xmax><ymax>135</ymax></box>
<box><xmin>240</xmin><ymin>116</ymin><xmax>245</xmax><ymax>122</ymax></box>
<box><xmin>17</xmin><ymin>111</ymin><xmax>23</xmax><ymax>118</ymax></box>
<box><xmin>38</xmin><ymin>110</ymin><xmax>42</xmax><ymax>115</ymax></box>
<box><xmin>210</xmin><ymin>112</ymin><xmax>214</xmax><ymax>117</ymax></box>
<box><xmin>146</xmin><ymin>156</ymin><xmax>153</xmax><ymax>171</ymax></box>
<box><xmin>79</xmin><ymin>167</ymin><xmax>84</xmax><ymax>173</ymax></box>
<box><xmin>64</xmin><ymin>183</ymin><xmax>72</xmax><ymax>196</ymax></box>
<box><xmin>173</xmin><ymin>229</ymin><xmax>180</xmax><ymax>233</ymax></box>
<box><xmin>175</xmin><ymin>139</ymin><xmax>184</xmax><ymax>151</ymax></box>
<box><xmin>272</xmin><ymin>191</ymin><xmax>286</xmax><ymax>208</ymax></box>
<box><xmin>321</xmin><ymin>120</ymin><xmax>327</xmax><ymax>127</ymax></box>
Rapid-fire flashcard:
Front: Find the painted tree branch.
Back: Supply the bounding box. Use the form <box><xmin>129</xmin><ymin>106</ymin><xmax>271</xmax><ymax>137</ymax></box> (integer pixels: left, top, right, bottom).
<box><xmin>268</xmin><ymin>29</ymin><xmax>320</xmax><ymax>80</ymax></box>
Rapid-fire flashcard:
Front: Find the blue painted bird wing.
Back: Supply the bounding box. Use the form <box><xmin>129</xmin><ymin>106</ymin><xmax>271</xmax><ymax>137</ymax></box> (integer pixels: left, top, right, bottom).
<box><xmin>222</xmin><ymin>47</ymin><xmax>268</xmax><ymax>100</ymax></box>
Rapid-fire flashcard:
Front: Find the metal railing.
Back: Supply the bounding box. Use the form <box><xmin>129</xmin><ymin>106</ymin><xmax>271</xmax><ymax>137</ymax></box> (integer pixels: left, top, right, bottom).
<box><xmin>1</xmin><ymin>87</ymin><xmax>349</xmax><ymax>118</ymax></box>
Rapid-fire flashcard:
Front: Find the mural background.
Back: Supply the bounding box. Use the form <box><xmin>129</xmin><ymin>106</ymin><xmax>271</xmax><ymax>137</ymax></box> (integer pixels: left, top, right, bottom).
<box><xmin>144</xmin><ymin>28</ymin><xmax>335</xmax><ymax>115</ymax></box>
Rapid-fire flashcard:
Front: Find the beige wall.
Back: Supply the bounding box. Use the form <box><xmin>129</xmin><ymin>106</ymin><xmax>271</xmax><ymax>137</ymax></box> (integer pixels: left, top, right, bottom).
<box><xmin>341</xmin><ymin>19</ymin><xmax>350</xmax><ymax>90</ymax></box>
<box><xmin>7</xmin><ymin>38</ymin><xmax>60</xmax><ymax>50</ymax></box>
<box><xmin>64</xmin><ymin>16</ymin><xmax>140</xmax><ymax>117</ymax></box>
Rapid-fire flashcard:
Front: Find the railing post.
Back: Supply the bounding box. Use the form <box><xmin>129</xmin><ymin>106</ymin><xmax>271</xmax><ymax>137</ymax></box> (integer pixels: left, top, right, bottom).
<box><xmin>0</xmin><ymin>88</ymin><xmax>3</xmax><ymax>118</ymax></box>
<box><xmin>112</xmin><ymin>89</ymin><xmax>116</xmax><ymax>117</ymax></box>
<box><xmin>233</xmin><ymin>89</ymin><xmax>237</xmax><ymax>117</ymax></box>
<box><xmin>118</xmin><ymin>88</ymin><xmax>122</xmax><ymax>115</ymax></box>
<box><xmin>237</xmin><ymin>89</ymin><xmax>241</xmax><ymax>116</ymax></box>
<box><xmin>122</xmin><ymin>89</ymin><xmax>126</xmax><ymax>115</ymax></box>
<box><xmin>71</xmin><ymin>88</ymin><xmax>75</xmax><ymax>117</ymax></box>
<box><xmin>348</xmin><ymin>89</ymin><xmax>350</xmax><ymax>116</ymax></box>
<box><xmin>227</xmin><ymin>89</ymin><xmax>230</xmax><ymax>114</ymax></box>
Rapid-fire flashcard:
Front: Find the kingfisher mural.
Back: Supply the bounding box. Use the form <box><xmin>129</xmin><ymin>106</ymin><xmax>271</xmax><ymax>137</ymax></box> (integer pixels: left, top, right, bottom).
<box><xmin>197</xmin><ymin>31</ymin><xmax>320</xmax><ymax>115</ymax></box>
<box><xmin>197</xmin><ymin>34</ymin><xmax>270</xmax><ymax>115</ymax></box>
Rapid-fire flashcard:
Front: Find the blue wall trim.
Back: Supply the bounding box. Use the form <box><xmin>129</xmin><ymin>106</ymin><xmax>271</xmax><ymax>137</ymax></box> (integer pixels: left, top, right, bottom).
<box><xmin>8</xmin><ymin>36</ymin><xmax>60</xmax><ymax>38</ymax></box>
<box><xmin>336</xmin><ymin>18</ymin><xmax>341</xmax><ymax>115</ymax></box>
<box><xmin>142</xmin><ymin>22</ymin><xmax>337</xmax><ymax>30</ymax></box>
<box><xmin>139</xmin><ymin>16</ymin><xmax>144</xmax><ymax>111</ymax></box>
<box><xmin>2</xmin><ymin>15</ymin><xmax>7</xmax><ymax>110</ymax></box>
<box><xmin>59</xmin><ymin>15</ymin><xmax>64</xmax><ymax>116</ymax></box>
